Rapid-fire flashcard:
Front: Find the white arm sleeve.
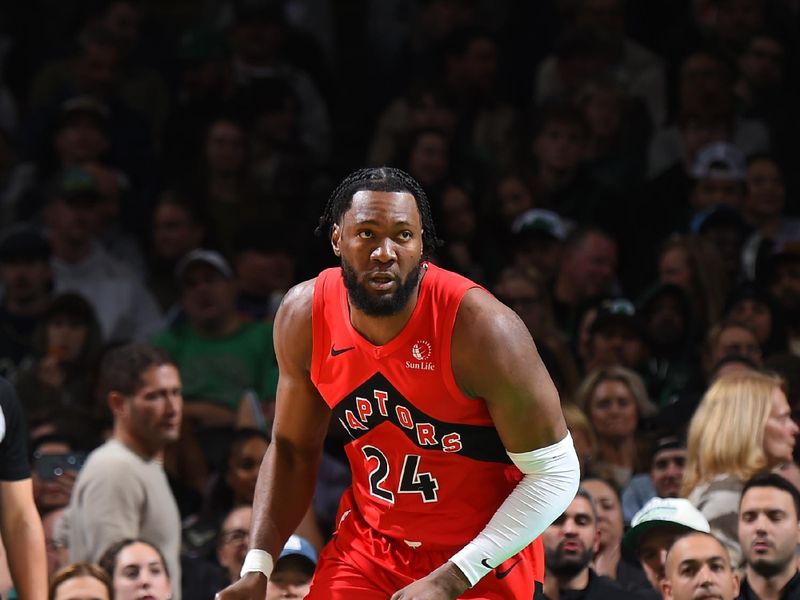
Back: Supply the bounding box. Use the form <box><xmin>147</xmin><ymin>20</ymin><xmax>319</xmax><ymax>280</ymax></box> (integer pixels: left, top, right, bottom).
<box><xmin>449</xmin><ymin>432</ymin><xmax>580</xmax><ymax>586</ymax></box>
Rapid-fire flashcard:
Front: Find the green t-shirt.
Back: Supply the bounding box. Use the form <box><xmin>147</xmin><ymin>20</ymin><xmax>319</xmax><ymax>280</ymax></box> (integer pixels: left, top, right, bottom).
<box><xmin>153</xmin><ymin>321</ymin><xmax>278</xmax><ymax>410</ymax></box>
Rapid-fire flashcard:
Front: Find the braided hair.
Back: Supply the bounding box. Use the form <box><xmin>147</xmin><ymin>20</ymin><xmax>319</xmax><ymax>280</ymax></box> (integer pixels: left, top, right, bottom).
<box><xmin>316</xmin><ymin>167</ymin><xmax>442</xmax><ymax>259</ymax></box>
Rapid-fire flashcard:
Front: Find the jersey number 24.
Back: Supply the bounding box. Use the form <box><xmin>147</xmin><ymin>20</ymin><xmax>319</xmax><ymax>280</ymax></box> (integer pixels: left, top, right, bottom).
<box><xmin>361</xmin><ymin>445</ymin><xmax>439</xmax><ymax>503</ymax></box>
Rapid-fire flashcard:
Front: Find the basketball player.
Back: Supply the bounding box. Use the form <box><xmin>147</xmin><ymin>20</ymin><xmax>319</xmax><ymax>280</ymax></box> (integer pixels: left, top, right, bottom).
<box><xmin>216</xmin><ymin>167</ymin><xmax>580</xmax><ymax>599</ymax></box>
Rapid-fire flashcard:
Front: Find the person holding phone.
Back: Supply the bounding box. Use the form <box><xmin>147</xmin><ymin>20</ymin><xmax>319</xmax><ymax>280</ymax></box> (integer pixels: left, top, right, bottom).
<box><xmin>30</xmin><ymin>433</ymin><xmax>86</xmax><ymax>513</ymax></box>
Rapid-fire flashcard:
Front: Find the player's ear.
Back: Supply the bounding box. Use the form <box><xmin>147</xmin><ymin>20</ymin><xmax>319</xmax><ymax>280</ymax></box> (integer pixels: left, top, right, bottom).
<box><xmin>331</xmin><ymin>223</ymin><xmax>341</xmax><ymax>257</ymax></box>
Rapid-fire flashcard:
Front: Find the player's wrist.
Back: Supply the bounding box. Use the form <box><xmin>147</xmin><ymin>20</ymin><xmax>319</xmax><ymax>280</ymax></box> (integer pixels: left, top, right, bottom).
<box><xmin>442</xmin><ymin>561</ymin><xmax>472</xmax><ymax>593</ymax></box>
<box><xmin>240</xmin><ymin>549</ymin><xmax>274</xmax><ymax>580</ymax></box>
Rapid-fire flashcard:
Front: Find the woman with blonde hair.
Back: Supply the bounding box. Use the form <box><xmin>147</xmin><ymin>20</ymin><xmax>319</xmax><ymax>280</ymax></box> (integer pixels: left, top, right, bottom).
<box><xmin>682</xmin><ymin>371</ymin><xmax>799</xmax><ymax>568</ymax></box>
<box><xmin>575</xmin><ymin>366</ymin><xmax>658</xmax><ymax>488</ymax></box>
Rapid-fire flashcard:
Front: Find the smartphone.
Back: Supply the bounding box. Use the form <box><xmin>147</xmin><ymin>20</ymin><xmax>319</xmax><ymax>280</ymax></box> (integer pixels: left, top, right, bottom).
<box><xmin>35</xmin><ymin>452</ymin><xmax>87</xmax><ymax>480</ymax></box>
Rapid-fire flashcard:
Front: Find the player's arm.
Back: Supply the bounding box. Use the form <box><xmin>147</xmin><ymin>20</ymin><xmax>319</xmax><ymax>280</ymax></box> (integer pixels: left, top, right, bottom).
<box><xmin>392</xmin><ymin>288</ymin><xmax>579</xmax><ymax>599</ymax></box>
<box><xmin>216</xmin><ymin>279</ymin><xmax>331</xmax><ymax>600</ymax></box>
<box><xmin>0</xmin><ymin>478</ymin><xmax>48</xmax><ymax>600</ymax></box>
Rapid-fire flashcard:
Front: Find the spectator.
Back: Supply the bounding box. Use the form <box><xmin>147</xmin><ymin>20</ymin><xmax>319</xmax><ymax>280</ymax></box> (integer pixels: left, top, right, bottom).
<box><xmin>682</xmin><ymin>371</ymin><xmax>799</xmax><ymax>568</ymax></box>
<box><xmin>688</xmin><ymin>142</ymin><xmax>747</xmax><ymax>216</ymax></box>
<box><xmin>702</xmin><ymin>318</ymin><xmax>763</xmax><ymax>378</ymax></box>
<box><xmin>28</xmin><ymin>96</ymin><xmax>113</xmax><ymax>211</ymax></box>
<box><xmin>575</xmin><ymin>365</ymin><xmax>657</xmax><ymax>488</ymax></box>
<box><xmin>734</xmin><ymin>33</ymin><xmax>792</xmax><ymax>163</ymax></box>
<box><xmin>188</xmin><ymin>116</ymin><xmax>261</xmax><ymax>257</ymax></box>
<box><xmin>431</xmin><ymin>27</ymin><xmax>516</xmax><ymax>173</ymax></box>
<box><xmin>621</xmin><ymin>497</ymin><xmax>711</xmax><ymax>596</ymax></box>
<box><xmin>367</xmin><ymin>83</ymin><xmax>457</xmax><ymax>170</ymax></box>
<box><xmin>216</xmin><ymin>505</ymin><xmax>252</xmax><ymax>585</ymax></box>
<box><xmin>49</xmin><ymin>562</ymin><xmax>112</xmax><ymax>600</ymax></box>
<box><xmin>636</xmin><ymin>282</ymin><xmax>704</xmax><ymax>406</ymax></box>
<box><xmin>266</xmin><ymin>535</ymin><xmax>318</xmax><ymax>600</ymax></box>
<box><xmin>537</xmin><ymin>0</ymin><xmax>667</xmax><ymax>127</ymax></box>
<box><xmin>553</xmin><ymin>226</ymin><xmax>618</xmax><ymax>335</ymax></box>
<box><xmin>15</xmin><ymin>293</ymin><xmax>104</xmax><ymax>425</ymax></box>
<box><xmin>434</xmin><ymin>182</ymin><xmax>500</xmax><ymax>286</ymax></box>
<box><xmin>575</xmin><ymin>75</ymin><xmax>650</xmax><ymax>189</ymax></box>
<box><xmin>184</xmin><ymin>429</ymin><xmax>322</xmax><ymax>560</ymax></box>
<box><xmin>691</xmin><ymin>205</ymin><xmax>752</xmax><ymax>287</ymax></box>
<box><xmin>737</xmin><ymin>473</ymin><xmax>800</xmax><ymax>599</ymax></box>
<box><xmin>661</xmin><ymin>531</ymin><xmax>740</xmax><ymax>600</ymax></box>
<box><xmin>44</xmin><ymin>166</ymin><xmax>163</xmax><ymax>343</ymax></box>
<box><xmin>153</xmin><ymin>249</ymin><xmax>278</xmax><ymax>429</ymax></box>
<box><xmin>581</xmin><ymin>477</ymin><xmax>647</xmax><ymax>588</ymax></box>
<box><xmin>400</xmin><ymin>128</ymin><xmax>452</xmax><ymax>201</ymax></box>
<box><xmin>647</xmin><ymin>437</ymin><xmax>686</xmax><ymax>501</ymax></box>
<box><xmin>647</xmin><ymin>51</ymin><xmax>768</xmax><ymax>180</ymax></box>
<box><xmin>147</xmin><ymin>191</ymin><xmax>207</xmax><ymax>312</ymax></box>
<box><xmin>0</xmin><ymin>225</ymin><xmax>54</xmax><ymax>382</ymax></box>
<box><xmin>99</xmin><ymin>539</ymin><xmax>172</xmax><ymax>600</ymax></box>
<box><xmin>527</xmin><ymin>102</ymin><xmax>612</xmax><ymax>226</ymax></box>
<box><xmin>30</xmin><ymin>433</ymin><xmax>84</xmax><ymax>514</ymax></box>
<box><xmin>508</xmin><ymin>208</ymin><xmax>567</xmax><ymax>286</ymax></box>
<box><xmin>759</xmin><ymin>245</ymin><xmax>800</xmax><ymax>355</ymax></box>
<box><xmin>42</xmin><ymin>507</ymin><xmax>69</xmax><ymax>580</ymax></box>
<box><xmin>243</xmin><ymin>79</ymin><xmax>324</xmax><ymax>242</ymax></box>
<box><xmin>542</xmin><ymin>488</ymin><xmax>639</xmax><ymax>599</ymax></box>
<box><xmin>0</xmin><ymin>128</ymin><xmax>37</xmax><ymax>228</ymax></box>
<box><xmin>581</xmin><ymin>298</ymin><xmax>650</xmax><ymax>375</ymax></box>
<box><xmin>228</xmin><ymin>6</ymin><xmax>331</xmax><ymax>164</ymax></box>
<box><xmin>162</xmin><ymin>27</ymin><xmax>234</xmax><ymax>178</ymax></box>
<box><xmin>81</xmin><ymin>160</ymin><xmax>147</xmax><ymax>279</ymax></box>
<box><xmin>742</xmin><ymin>155</ymin><xmax>799</xmax><ymax>241</ymax></box>
<box><xmin>493</xmin><ymin>265</ymin><xmax>579</xmax><ymax>396</ymax></box>
<box><xmin>622</xmin><ymin>435</ymin><xmax>688</xmax><ymax>524</ymax></box>
<box><xmin>493</xmin><ymin>173</ymin><xmax>536</xmax><ymax>240</ymax></box>
<box><xmin>658</xmin><ymin>234</ymin><xmax>728</xmax><ymax>335</ymax></box>
<box><xmin>0</xmin><ymin>376</ymin><xmax>48</xmax><ymax>597</ymax></box>
<box><xmin>723</xmin><ymin>281</ymin><xmax>789</xmax><ymax>358</ymax></box>
<box><xmin>233</xmin><ymin>233</ymin><xmax>296</xmax><ymax>323</ymax></box>
<box><xmin>65</xmin><ymin>344</ymin><xmax>182</xmax><ymax>598</ymax></box>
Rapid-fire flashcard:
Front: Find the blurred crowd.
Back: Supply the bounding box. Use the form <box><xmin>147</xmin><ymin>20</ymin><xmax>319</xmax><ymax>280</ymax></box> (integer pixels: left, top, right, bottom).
<box><xmin>0</xmin><ymin>0</ymin><xmax>799</xmax><ymax>599</ymax></box>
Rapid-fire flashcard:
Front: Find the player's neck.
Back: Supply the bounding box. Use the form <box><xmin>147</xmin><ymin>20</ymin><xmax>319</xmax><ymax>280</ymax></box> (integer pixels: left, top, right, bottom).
<box><xmin>348</xmin><ymin>287</ymin><xmax>420</xmax><ymax>346</ymax></box>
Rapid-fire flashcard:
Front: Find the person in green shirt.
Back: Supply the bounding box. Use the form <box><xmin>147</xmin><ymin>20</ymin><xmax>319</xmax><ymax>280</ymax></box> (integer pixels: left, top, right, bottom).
<box><xmin>153</xmin><ymin>249</ymin><xmax>278</xmax><ymax>430</ymax></box>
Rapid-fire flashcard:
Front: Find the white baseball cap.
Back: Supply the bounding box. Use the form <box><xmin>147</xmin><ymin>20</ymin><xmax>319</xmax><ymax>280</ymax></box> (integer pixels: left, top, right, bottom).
<box><xmin>622</xmin><ymin>497</ymin><xmax>710</xmax><ymax>554</ymax></box>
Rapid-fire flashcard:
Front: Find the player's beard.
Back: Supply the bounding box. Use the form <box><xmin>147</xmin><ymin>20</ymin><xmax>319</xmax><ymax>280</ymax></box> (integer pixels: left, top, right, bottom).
<box><xmin>544</xmin><ymin>544</ymin><xmax>593</xmax><ymax>579</ymax></box>
<box><xmin>341</xmin><ymin>258</ymin><xmax>422</xmax><ymax>317</ymax></box>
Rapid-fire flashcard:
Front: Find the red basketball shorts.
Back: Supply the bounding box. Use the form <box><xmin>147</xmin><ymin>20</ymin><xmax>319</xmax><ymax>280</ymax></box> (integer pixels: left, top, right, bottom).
<box><xmin>306</xmin><ymin>498</ymin><xmax>544</xmax><ymax>599</ymax></box>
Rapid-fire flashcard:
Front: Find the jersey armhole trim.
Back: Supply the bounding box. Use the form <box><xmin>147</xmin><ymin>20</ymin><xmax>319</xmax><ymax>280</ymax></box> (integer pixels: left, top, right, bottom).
<box><xmin>310</xmin><ymin>274</ymin><xmax>326</xmax><ymax>385</ymax></box>
<box><xmin>441</xmin><ymin>284</ymin><xmax>482</xmax><ymax>404</ymax></box>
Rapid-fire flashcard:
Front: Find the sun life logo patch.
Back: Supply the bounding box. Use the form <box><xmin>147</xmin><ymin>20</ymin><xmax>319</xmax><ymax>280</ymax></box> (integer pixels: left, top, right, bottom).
<box><xmin>411</xmin><ymin>340</ymin><xmax>432</xmax><ymax>361</ymax></box>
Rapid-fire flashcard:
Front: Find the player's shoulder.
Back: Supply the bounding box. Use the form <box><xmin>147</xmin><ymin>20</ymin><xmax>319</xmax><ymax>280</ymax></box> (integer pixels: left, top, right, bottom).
<box><xmin>456</xmin><ymin>287</ymin><xmax>524</xmax><ymax>337</ymax></box>
<box><xmin>273</xmin><ymin>277</ymin><xmax>318</xmax><ymax>340</ymax></box>
<box><xmin>277</xmin><ymin>278</ymin><xmax>316</xmax><ymax>317</ymax></box>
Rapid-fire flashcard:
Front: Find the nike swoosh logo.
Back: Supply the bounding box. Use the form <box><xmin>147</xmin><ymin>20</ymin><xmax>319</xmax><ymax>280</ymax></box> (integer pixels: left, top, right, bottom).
<box><xmin>331</xmin><ymin>345</ymin><xmax>355</xmax><ymax>356</ymax></box>
<box><xmin>496</xmin><ymin>558</ymin><xmax>521</xmax><ymax>579</ymax></box>
<box><xmin>481</xmin><ymin>558</ymin><xmax>522</xmax><ymax>579</ymax></box>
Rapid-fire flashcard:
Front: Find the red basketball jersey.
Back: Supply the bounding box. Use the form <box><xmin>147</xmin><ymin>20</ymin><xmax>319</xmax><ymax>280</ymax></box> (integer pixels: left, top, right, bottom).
<box><xmin>310</xmin><ymin>263</ymin><xmax>526</xmax><ymax>550</ymax></box>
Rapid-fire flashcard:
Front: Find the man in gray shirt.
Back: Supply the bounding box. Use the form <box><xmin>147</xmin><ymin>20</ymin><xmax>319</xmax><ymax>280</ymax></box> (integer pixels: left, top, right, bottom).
<box><xmin>66</xmin><ymin>343</ymin><xmax>182</xmax><ymax>598</ymax></box>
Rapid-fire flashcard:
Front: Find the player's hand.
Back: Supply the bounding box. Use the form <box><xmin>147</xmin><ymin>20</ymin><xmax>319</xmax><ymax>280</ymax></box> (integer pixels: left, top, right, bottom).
<box><xmin>390</xmin><ymin>561</ymin><xmax>470</xmax><ymax>600</ymax></box>
<box><xmin>214</xmin><ymin>572</ymin><xmax>267</xmax><ymax>600</ymax></box>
